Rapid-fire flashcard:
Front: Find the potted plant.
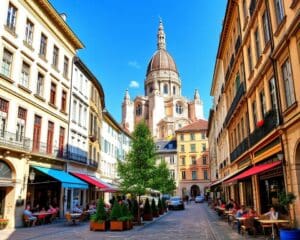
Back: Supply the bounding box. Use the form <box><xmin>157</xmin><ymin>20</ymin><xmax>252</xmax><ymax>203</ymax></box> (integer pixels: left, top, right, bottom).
<box><xmin>278</xmin><ymin>192</ymin><xmax>300</xmax><ymax>239</ymax></box>
<box><xmin>158</xmin><ymin>198</ymin><xmax>164</xmax><ymax>215</ymax></box>
<box><xmin>109</xmin><ymin>202</ymin><xmax>125</xmax><ymax>231</ymax></box>
<box><xmin>131</xmin><ymin>199</ymin><xmax>139</xmax><ymax>224</ymax></box>
<box><xmin>151</xmin><ymin>199</ymin><xmax>159</xmax><ymax>218</ymax></box>
<box><xmin>0</xmin><ymin>218</ymin><xmax>8</xmax><ymax>230</ymax></box>
<box><xmin>90</xmin><ymin>198</ymin><xmax>108</xmax><ymax>231</ymax></box>
<box><xmin>142</xmin><ymin>198</ymin><xmax>153</xmax><ymax>221</ymax></box>
<box><xmin>119</xmin><ymin>203</ymin><xmax>133</xmax><ymax>230</ymax></box>
<box><xmin>162</xmin><ymin>198</ymin><xmax>167</xmax><ymax>212</ymax></box>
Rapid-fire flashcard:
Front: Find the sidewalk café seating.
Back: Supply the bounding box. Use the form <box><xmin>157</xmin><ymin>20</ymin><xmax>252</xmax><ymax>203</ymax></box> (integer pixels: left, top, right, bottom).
<box><xmin>23</xmin><ymin>214</ymin><xmax>35</xmax><ymax>227</ymax></box>
<box><xmin>258</xmin><ymin>215</ymin><xmax>272</xmax><ymax>235</ymax></box>
<box><xmin>278</xmin><ymin>214</ymin><xmax>291</xmax><ymax>229</ymax></box>
<box><xmin>240</xmin><ymin>217</ymin><xmax>256</xmax><ymax>237</ymax></box>
<box><xmin>230</xmin><ymin>215</ymin><xmax>238</xmax><ymax>230</ymax></box>
<box><xmin>65</xmin><ymin>212</ymin><xmax>80</xmax><ymax>225</ymax></box>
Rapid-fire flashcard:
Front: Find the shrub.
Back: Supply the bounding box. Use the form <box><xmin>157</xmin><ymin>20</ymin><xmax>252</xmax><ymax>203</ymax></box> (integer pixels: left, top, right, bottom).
<box><xmin>151</xmin><ymin>199</ymin><xmax>157</xmax><ymax>213</ymax></box>
<box><xmin>110</xmin><ymin>202</ymin><xmax>122</xmax><ymax>221</ymax></box>
<box><xmin>143</xmin><ymin>198</ymin><xmax>152</xmax><ymax>215</ymax></box>
<box><xmin>90</xmin><ymin>198</ymin><xmax>107</xmax><ymax>223</ymax></box>
<box><xmin>119</xmin><ymin>203</ymin><xmax>133</xmax><ymax>221</ymax></box>
<box><xmin>158</xmin><ymin>198</ymin><xmax>163</xmax><ymax>211</ymax></box>
<box><xmin>131</xmin><ymin>199</ymin><xmax>138</xmax><ymax>217</ymax></box>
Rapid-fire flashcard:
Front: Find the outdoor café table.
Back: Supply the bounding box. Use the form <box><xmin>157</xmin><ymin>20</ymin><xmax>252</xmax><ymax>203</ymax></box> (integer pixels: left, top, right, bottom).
<box><xmin>258</xmin><ymin>219</ymin><xmax>289</xmax><ymax>240</ymax></box>
<box><xmin>32</xmin><ymin>212</ymin><xmax>52</xmax><ymax>224</ymax></box>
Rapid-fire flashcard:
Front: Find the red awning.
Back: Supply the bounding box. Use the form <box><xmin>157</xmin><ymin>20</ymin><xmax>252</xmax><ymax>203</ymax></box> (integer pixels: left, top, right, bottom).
<box><xmin>224</xmin><ymin>161</ymin><xmax>281</xmax><ymax>184</ymax></box>
<box><xmin>71</xmin><ymin>172</ymin><xmax>116</xmax><ymax>192</ymax></box>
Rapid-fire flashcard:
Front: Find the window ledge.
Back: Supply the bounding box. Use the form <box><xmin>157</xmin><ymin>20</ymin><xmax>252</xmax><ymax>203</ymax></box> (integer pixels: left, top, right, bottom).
<box><xmin>283</xmin><ymin>101</ymin><xmax>298</xmax><ymax>117</ymax></box>
<box><xmin>274</xmin><ymin>16</ymin><xmax>287</xmax><ymax>37</ymax></box>
<box><xmin>34</xmin><ymin>94</ymin><xmax>45</xmax><ymax>102</ymax></box>
<box><xmin>51</xmin><ymin>65</ymin><xmax>60</xmax><ymax>73</ymax></box>
<box><xmin>0</xmin><ymin>73</ymin><xmax>14</xmax><ymax>83</ymax></box>
<box><xmin>48</xmin><ymin>102</ymin><xmax>58</xmax><ymax>109</ymax></box>
<box><xmin>4</xmin><ymin>25</ymin><xmax>17</xmax><ymax>38</ymax></box>
<box><xmin>60</xmin><ymin>110</ymin><xmax>68</xmax><ymax>116</ymax></box>
<box><xmin>23</xmin><ymin>40</ymin><xmax>34</xmax><ymax>51</ymax></box>
<box><xmin>38</xmin><ymin>54</ymin><xmax>48</xmax><ymax>63</ymax></box>
<box><xmin>17</xmin><ymin>84</ymin><xmax>32</xmax><ymax>94</ymax></box>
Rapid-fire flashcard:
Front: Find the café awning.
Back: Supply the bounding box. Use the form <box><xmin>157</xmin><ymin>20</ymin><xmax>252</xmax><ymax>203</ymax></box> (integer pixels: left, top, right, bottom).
<box><xmin>32</xmin><ymin>166</ymin><xmax>88</xmax><ymax>189</ymax></box>
<box><xmin>71</xmin><ymin>172</ymin><xmax>117</xmax><ymax>192</ymax></box>
<box><xmin>224</xmin><ymin>161</ymin><xmax>281</xmax><ymax>184</ymax></box>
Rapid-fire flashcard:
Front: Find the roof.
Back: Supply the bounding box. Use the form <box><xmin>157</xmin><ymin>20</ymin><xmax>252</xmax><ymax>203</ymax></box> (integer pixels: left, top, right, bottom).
<box><xmin>176</xmin><ymin>119</ymin><xmax>208</xmax><ymax>133</ymax></box>
<box><xmin>155</xmin><ymin>140</ymin><xmax>177</xmax><ymax>153</ymax></box>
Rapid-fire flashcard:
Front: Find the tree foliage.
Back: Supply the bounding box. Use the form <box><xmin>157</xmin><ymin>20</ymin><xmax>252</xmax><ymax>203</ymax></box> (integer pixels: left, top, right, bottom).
<box><xmin>118</xmin><ymin>121</ymin><xmax>156</xmax><ymax>196</ymax></box>
<box><xmin>90</xmin><ymin>198</ymin><xmax>107</xmax><ymax>223</ymax></box>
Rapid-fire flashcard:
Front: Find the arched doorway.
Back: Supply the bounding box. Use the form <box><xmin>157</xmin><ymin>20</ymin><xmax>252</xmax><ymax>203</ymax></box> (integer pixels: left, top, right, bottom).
<box><xmin>0</xmin><ymin>160</ymin><xmax>13</xmax><ymax>218</ymax></box>
<box><xmin>190</xmin><ymin>185</ymin><xmax>200</xmax><ymax>199</ymax></box>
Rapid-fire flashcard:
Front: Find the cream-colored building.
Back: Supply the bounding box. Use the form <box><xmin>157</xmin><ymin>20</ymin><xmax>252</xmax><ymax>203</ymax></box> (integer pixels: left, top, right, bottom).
<box><xmin>176</xmin><ymin>120</ymin><xmax>210</xmax><ymax>198</ymax></box>
<box><xmin>0</xmin><ymin>0</ymin><xmax>84</xmax><ymax>227</ymax></box>
<box><xmin>209</xmin><ymin>0</ymin><xmax>300</xmax><ymax>227</ymax></box>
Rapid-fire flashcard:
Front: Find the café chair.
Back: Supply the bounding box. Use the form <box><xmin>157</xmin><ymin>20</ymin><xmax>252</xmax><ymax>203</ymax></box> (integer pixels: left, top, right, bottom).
<box><xmin>241</xmin><ymin>217</ymin><xmax>256</xmax><ymax>237</ymax></box>
<box><xmin>259</xmin><ymin>215</ymin><xmax>272</xmax><ymax>235</ymax></box>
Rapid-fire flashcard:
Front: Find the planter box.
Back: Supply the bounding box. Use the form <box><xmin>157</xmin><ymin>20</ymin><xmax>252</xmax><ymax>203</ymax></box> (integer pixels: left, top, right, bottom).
<box><xmin>159</xmin><ymin>209</ymin><xmax>164</xmax><ymax>215</ymax></box>
<box><xmin>153</xmin><ymin>211</ymin><xmax>159</xmax><ymax>218</ymax></box>
<box><xmin>143</xmin><ymin>213</ymin><xmax>153</xmax><ymax>221</ymax></box>
<box><xmin>90</xmin><ymin>221</ymin><xmax>107</xmax><ymax>231</ymax></box>
<box><xmin>124</xmin><ymin>220</ymin><xmax>133</xmax><ymax>230</ymax></box>
<box><xmin>280</xmin><ymin>229</ymin><xmax>300</xmax><ymax>240</ymax></box>
<box><xmin>110</xmin><ymin>220</ymin><xmax>125</xmax><ymax>231</ymax></box>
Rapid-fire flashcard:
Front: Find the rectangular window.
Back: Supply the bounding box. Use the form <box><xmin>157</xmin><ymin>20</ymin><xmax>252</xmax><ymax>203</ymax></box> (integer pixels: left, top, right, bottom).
<box><xmin>0</xmin><ymin>98</ymin><xmax>9</xmax><ymax>136</ymax></box>
<box><xmin>1</xmin><ymin>48</ymin><xmax>13</xmax><ymax>77</ymax></box>
<box><xmin>6</xmin><ymin>3</ymin><xmax>17</xmax><ymax>32</ymax></box>
<box><xmin>36</xmin><ymin>73</ymin><xmax>44</xmax><ymax>96</ymax></box>
<box><xmin>170</xmin><ymin>155</ymin><xmax>174</xmax><ymax>164</ymax></box>
<box><xmin>180</xmin><ymin>134</ymin><xmax>184</xmax><ymax>141</ymax></box>
<box><xmin>72</xmin><ymin>100</ymin><xmax>77</xmax><ymax>122</ymax></box>
<box><xmin>39</xmin><ymin>33</ymin><xmax>47</xmax><ymax>57</ymax></box>
<box><xmin>46</xmin><ymin>121</ymin><xmax>54</xmax><ymax>154</ymax></box>
<box><xmin>58</xmin><ymin>127</ymin><xmax>65</xmax><ymax>157</ymax></box>
<box><xmin>254</xmin><ymin>28</ymin><xmax>261</xmax><ymax>61</ymax></box>
<box><xmin>241</xmin><ymin>117</ymin><xmax>245</xmax><ymax>139</ymax></box>
<box><xmin>63</xmin><ymin>56</ymin><xmax>69</xmax><ymax>78</ymax></box>
<box><xmin>269</xmin><ymin>77</ymin><xmax>278</xmax><ymax>111</ymax></box>
<box><xmin>252</xmin><ymin>100</ymin><xmax>257</xmax><ymax>126</ymax></box>
<box><xmin>204</xmin><ymin>169</ymin><xmax>208</xmax><ymax>180</ymax></box>
<box><xmin>281</xmin><ymin>59</ymin><xmax>295</xmax><ymax>108</ymax></box>
<box><xmin>24</xmin><ymin>19</ymin><xmax>34</xmax><ymax>46</ymax></box>
<box><xmin>190</xmin><ymin>144</ymin><xmax>196</xmax><ymax>152</ymax></box>
<box><xmin>20</xmin><ymin>61</ymin><xmax>30</xmax><ymax>88</ymax></box>
<box><xmin>202</xmin><ymin>143</ymin><xmax>206</xmax><ymax>151</ymax></box>
<box><xmin>181</xmin><ymin>157</ymin><xmax>185</xmax><ymax>165</ymax></box>
<box><xmin>247</xmin><ymin>46</ymin><xmax>253</xmax><ymax>73</ymax></box>
<box><xmin>191</xmin><ymin>156</ymin><xmax>196</xmax><ymax>165</ymax></box>
<box><xmin>181</xmin><ymin>171</ymin><xmax>186</xmax><ymax>180</ymax></box>
<box><xmin>61</xmin><ymin>90</ymin><xmax>67</xmax><ymax>112</ymax></box>
<box><xmin>260</xmin><ymin>90</ymin><xmax>266</xmax><ymax>117</ymax></box>
<box><xmin>203</xmin><ymin>156</ymin><xmax>207</xmax><ymax>165</ymax></box>
<box><xmin>274</xmin><ymin>0</ymin><xmax>284</xmax><ymax>24</ymax></box>
<box><xmin>201</xmin><ymin>132</ymin><xmax>205</xmax><ymax>139</ymax></box>
<box><xmin>52</xmin><ymin>45</ymin><xmax>59</xmax><ymax>68</ymax></box>
<box><xmin>192</xmin><ymin>171</ymin><xmax>197</xmax><ymax>180</ymax></box>
<box><xmin>78</xmin><ymin>104</ymin><xmax>82</xmax><ymax>126</ymax></box>
<box><xmin>50</xmin><ymin>82</ymin><xmax>56</xmax><ymax>105</ymax></box>
<box><xmin>180</xmin><ymin>145</ymin><xmax>185</xmax><ymax>152</ymax></box>
<box><xmin>190</xmin><ymin>133</ymin><xmax>195</xmax><ymax>141</ymax></box>
<box><xmin>262</xmin><ymin>11</ymin><xmax>270</xmax><ymax>45</ymax></box>
<box><xmin>16</xmin><ymin>107</ymin><xmax>27</xmax><ymax>142</ymax></box>
<box><xmin>170</xmin><ymin>170</ymin><xmax>175</xmax><ymax>179</ymax></box>
<box><xmin>32</xmin><ymin>115</ymin><xmax>42</xmax><ymax>152</ymax></box>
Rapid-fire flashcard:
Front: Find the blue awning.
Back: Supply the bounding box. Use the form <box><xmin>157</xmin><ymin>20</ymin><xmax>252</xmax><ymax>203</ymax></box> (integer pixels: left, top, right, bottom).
<box><xmin>32</xmin><ymin>166</ymin><xmax>88</xmax><ymax>189</ymax></box>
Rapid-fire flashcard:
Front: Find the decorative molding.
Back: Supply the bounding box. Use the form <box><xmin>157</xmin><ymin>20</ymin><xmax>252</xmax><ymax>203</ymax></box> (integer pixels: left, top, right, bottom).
<box><xmin>1</xmin><ymin>36</ymin><xmax>18</xmax><ymax>50</ymax></box>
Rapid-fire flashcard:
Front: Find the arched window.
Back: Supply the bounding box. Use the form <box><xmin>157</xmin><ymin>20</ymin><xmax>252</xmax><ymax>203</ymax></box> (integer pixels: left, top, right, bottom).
<box><xmin>0</xmin><ymin>160</ymin><xmax>12</xmax><ymax>178</ymax></box>
<box><xmin>136</xmin><ymin>104</ymin><xmax>142</xmax><ymax>116</ymax></box>
<box><xmin>176</xmin><ymin>103</ymin><xmax>183</xmax><ymax>114</ymax></box>
<box><xmin>173</xmin><ymin>86</ymin><xmax>176</xmax><ymax>95</ymax></box>
<box><xmin>163</xmin><ymin>84</ymin><xmax>168</xmax><ymax>94</ymax></box>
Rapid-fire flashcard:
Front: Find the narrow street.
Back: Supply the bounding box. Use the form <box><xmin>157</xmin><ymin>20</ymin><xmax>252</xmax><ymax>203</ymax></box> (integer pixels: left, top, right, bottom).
<box><xmin>3</xmin><ymin>203</ymin><xmax>266</xmax><ymax>240</ymax></box>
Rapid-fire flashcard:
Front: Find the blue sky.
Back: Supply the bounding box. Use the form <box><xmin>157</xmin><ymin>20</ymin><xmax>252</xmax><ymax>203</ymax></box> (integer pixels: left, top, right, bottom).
<box><xmin>50</xmin><ymin>0</ymin><xmax>226</xmax><ymax>122</ymax></box>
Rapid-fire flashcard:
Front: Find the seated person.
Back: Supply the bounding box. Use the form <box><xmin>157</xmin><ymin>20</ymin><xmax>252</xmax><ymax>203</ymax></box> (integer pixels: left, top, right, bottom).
<box><xmin>32</xmin><ymin>204</ymin><xmax>40</xmax><ymax>213</ymax></box>
<box><xmin>88</xmin><ymin>201</ymin><xmax>96</xmax><ymax>210</ymax></box>
<box><xmin>236</xmin><ymin>205</ymin><xmax>247</xmax><ymax>234</ymax></box>
<box><xmin>23</xmin><ymin>205</ymin><xmax>37</xmax><ymax>226</ymax></box>
<box><xmin>248</xmin><ymin>207</ymin><xmax>258</xmax><ymax>217</ymax></box>
<box><xmin>47</xmin><ymin>205</ymin><xmax>57</xmax><ymax>213</ymax></box>
<box><xmin>73</xmin><ymin>204</ymin><xmax>83</xmax><ymax>213</ymax></box>
<box><xmin>264</xmin><ymin>207</ymin><xmax>278</xmax><ymax>220</ymax></box>
<box><xmin>40</xmin><ymin>207</ymin><xmax>46</xmax><ymax>213</ymax></box>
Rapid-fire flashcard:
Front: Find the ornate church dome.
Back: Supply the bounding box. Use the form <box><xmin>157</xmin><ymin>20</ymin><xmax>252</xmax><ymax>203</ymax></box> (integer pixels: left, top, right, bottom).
<box><xmin>146</xmin><ymin>20</ymin><xmax>178</xmax><ymax>76</ymax></box>
<box><xmin>146</xmin><ymin>49</ymin><xmax>178</xmax><ymax>75</ymax></box>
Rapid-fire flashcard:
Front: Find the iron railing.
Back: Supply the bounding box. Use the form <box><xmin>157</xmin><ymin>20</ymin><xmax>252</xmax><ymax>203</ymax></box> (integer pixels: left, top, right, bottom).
<box><xmin>0</xmin><ymin>130</ymin><xmax>31</xmax><ymax>151</ymax></box>
<box><xmin>230</xmin><ymin>138</ymin><xmax>249</xmax><ymax>163</ymax></box>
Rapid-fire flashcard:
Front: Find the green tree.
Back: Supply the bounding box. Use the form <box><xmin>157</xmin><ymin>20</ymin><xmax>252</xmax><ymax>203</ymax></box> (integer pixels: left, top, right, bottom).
<box><xmin>118</xmin><ymin>121</ymin><xmax>156</xmax><ymax>224</ymax></box>
<box><xmin>90</xmin><ymin>198</ymin><xmax>107</xmax><ymax>223</ymax></box>
<box><xmin>150</xmin><ymin>160</ymin><xmax>176</xmax><ymax>195</ymax></box>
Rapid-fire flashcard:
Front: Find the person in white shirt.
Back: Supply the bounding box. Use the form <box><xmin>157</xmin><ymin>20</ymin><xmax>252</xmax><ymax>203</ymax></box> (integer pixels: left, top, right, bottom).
<box><xmin>264</xmin><ymin>207</ymin><xmax>278</xmax><ymax>220</ymax></box>
<box><xmin>73</xmin><ymin>204</ymin><xmax>83</xmax><ymax>213</ymax></box>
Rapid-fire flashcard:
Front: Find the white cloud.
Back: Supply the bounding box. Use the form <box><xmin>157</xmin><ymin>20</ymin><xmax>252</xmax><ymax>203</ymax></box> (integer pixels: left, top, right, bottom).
<box><xmin>128</xmin><ymin>60</ymin><xmax>141</xmax><ymax>69</ymax></box>
<box><xmin>129</xmin><ymin>80</ymin><xmax>139</xmax><ymax>88</ymax></box>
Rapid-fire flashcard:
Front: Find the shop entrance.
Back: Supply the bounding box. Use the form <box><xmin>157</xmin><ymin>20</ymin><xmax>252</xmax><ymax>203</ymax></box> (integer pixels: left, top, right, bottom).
<box><xmin>0</xmin><ymin>188</ymin><xmax>5</xmax><ymax>217</ymax></box>
<box><xmin>190</xmin><ymin>185</ymin><xmax>200</xmax><ymax>199</ymax></box>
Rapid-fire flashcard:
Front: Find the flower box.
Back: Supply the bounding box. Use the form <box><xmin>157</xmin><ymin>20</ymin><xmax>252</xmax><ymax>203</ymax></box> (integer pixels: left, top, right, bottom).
<box><xmin>142</xmin><ymin>213</ymin><xmax>153</xmax><ymax>221</ymax></box>
<box><xmin>110</xmin><ymin>220</ymin><xmax>125</xmax><ymax>231</ymax></box>
<box><xmin>0</xmin><ymin>219</ymin><xmax>8</xmax><ymax>230</ymax></box>
<box><xmin>90</xmin><ymin>221</ymin><xmax>107</xmax><ymax>231</ymax></box>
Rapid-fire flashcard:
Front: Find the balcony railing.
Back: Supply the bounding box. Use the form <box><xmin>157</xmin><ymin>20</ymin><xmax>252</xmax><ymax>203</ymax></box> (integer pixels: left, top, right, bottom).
<box><xmin>235</xmin><ymin>36</ymin><xmax>241</xmax><ymax>54</ymax></box>
<box><xmin>0</xmin><ymin>130</ymin><xmax>31</xmax><ymax>151</ymax></box>
<box><xmin>249</xmin><ymin>109</ymin><xmax>278</xmax><ymax>147</ymax></box>
<box><xmin>225</xmin><ymin>82</ymin><xmax>245</xmax><ymax>125</ymax></box>
<box><xmin>88</xmin><ymin>159</ymin><xmax>98</xmax><ymax>168</ymax></box>
<box><xmin>230</xmin><ymin>138</ymin><xmax>249</xmax><ymax>163</ymax></box>
<box><xmin>31</xmin><ymin>141</ymin><xmax>60</xmax><ymax>158</ymax></box>
<box><xmin>67</xmin><ymin>151</ymin><xmax>87</xmax><ymax>164</ymax></box>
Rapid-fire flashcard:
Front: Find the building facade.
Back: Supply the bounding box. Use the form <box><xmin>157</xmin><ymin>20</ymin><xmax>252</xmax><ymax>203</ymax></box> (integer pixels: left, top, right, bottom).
<box><xmin>209</xmin><ymin>0</ymin><xmax>300</xmax><ymax>226</ymax></box>
<box><xmin>122</xmin><ymin>20</ymin><xmax>205</xmax><ymax>140</ymax></box>
<box><xmin>0</xmin><ymin>0</ymin><xmax>85</xmax><ymax>227</ymax></box>
<box><xmin>176</xmin><ymin>120</ymin><xmax>210</xmax><ymax>199</ymax></box>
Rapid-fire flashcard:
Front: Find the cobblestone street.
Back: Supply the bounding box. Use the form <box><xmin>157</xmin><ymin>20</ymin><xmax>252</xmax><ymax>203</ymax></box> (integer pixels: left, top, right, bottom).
<box><xmin>2</xmin><ymin>203</ymin><xmax>267</xmax><ymax>240</ymax></box>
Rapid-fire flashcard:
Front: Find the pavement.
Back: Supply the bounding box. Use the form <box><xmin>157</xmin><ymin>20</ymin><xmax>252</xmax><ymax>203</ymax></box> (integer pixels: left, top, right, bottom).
<box><xmin>1</xmin><ymin>203</ymin><xmax>269</xmax><ymax>240</ymax></box>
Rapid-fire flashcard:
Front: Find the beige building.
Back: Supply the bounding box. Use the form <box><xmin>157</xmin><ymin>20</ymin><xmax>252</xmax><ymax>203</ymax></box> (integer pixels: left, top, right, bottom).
<box><xmin>176</xmin><ymin>120</ymin><xmax>210</xmax><ymax>198</ymax></box>
<box><xmin>209</xmin><ymin>0</ymin><xmax>300</xmax><ymax>227</ymax></box>
<box><xmin>0</xmin><ymin>0</ymin><xmax>84</xmax><ymax>227</ymax></box>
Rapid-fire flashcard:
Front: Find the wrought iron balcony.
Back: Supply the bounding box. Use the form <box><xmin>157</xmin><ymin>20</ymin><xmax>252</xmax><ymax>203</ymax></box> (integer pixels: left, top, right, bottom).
<box><xmin>249</xmin><ymin>109</ymin><xmax>278</xmax><ymax>147</ymax></box>
<box><xmin>230</xmin><ymin>138</ymin><xmax>249</xmax><ymax>163</ymax></box>
<box><xmin>225</xmin><ymin>82</ymin><xmax>245</xmax><ymax>125</ymax></box>
<box><xmin>0</xmin><ymin>130</ymin><xmax>31</xmax><ymax>151</ymax></box>
<box><xmin>88</xmin><ymin>159</ymin><xmax>98</xmax><ymax>168</ymax></box>
<box><xmin>235</xmin><ymin>36</ymin><xmax>241</xmax><ymax>54</ymax></box>
<box><xmin>31</xmin><ymin>141</ymin><xmax>60</xmax><ymax>158</ymax></box>
<box><xmin>67</xmin><ymin>151</ymin><xmax>87</xmax><ymax>164</ymax></box>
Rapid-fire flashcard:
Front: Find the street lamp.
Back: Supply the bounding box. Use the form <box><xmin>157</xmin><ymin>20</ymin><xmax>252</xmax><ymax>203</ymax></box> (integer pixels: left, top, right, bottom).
<box><xmin>29</xmin><ymin>169</ymin><xmax>35</xmax><ymax>183</ymax></box>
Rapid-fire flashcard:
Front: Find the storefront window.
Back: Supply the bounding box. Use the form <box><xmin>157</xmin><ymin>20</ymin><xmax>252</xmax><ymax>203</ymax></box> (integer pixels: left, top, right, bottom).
<box><xmin>244</xmin><ymin>179</ymin><xmax>253</xmax><ymax>207</ymax></box>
